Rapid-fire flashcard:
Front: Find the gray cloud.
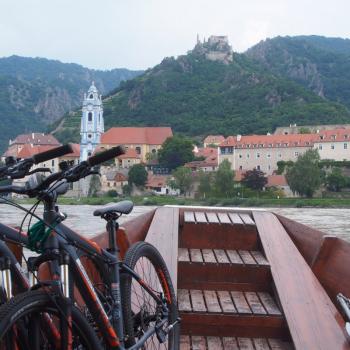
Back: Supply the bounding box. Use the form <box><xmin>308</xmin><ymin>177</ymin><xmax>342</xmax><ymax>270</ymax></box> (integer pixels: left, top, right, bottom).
<box><xmin>0</xmin><ymin>0</ymin><xmax>349</xmax><ymax>70</ymax></box>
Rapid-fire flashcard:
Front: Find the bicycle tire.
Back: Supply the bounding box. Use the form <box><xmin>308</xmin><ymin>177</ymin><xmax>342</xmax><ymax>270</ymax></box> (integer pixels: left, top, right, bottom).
<box><xmin>121</xmin><ymin>241</ymin><xmax>180</xmax><ymax>349</ymax></box>
<box><xmin>0</xmin><ymin>289</ymin><xmax>103</xmax><ymax>350</ymax></box>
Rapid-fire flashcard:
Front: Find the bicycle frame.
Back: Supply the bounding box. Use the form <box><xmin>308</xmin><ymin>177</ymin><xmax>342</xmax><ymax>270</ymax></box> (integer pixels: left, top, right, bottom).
<box><xmin>31</xmin><ymin>197</ymin><xmax>170</xmax><ymax>350</ymax></box>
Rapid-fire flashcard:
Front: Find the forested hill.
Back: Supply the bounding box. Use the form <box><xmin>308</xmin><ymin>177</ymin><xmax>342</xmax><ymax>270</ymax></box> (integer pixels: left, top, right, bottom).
<box><xmin>0</xmin><ymin>55</ymin><xmax>142</xmax><ymax>153</ymax></box>
<box><xmin>246</xmin><ymin>36</ymin><xmax>350</xmax><ymax>108</ymax></box>
<box><xmin>55</xmin><ymin>36</ymin><xmax>350</xmax><ymax>143</ymax></box>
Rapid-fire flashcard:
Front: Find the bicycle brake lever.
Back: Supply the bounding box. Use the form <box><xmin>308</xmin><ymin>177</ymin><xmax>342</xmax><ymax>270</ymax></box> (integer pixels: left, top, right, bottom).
<box><xmin>28</xmin><ymin>168</ymin><xmax>52</xmax><ymax>175</ymax></box>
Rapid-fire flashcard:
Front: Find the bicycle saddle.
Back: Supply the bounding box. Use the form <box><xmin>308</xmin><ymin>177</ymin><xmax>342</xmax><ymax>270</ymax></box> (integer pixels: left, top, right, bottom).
<box><xmin>93</xmin><ymin>200</ymin><xmax>134</xmax><ymax>217</ymax></box>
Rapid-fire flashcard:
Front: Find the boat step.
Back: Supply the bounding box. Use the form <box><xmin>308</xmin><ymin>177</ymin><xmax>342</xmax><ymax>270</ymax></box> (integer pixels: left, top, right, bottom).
<box><xmin>179</xmin><ymin>248</ymin><xmax>269</xmax><ymax>266</ymax></box>
<box><xmin>180</xmin><ymin>335</ymin><xmax>293</xmax><ymax>350</ymax></box>
<box><xmin>178</xmin><ymin>249</ymin><xmax>271</xmax><ymax>291</ymax></box>
<box><xmin>178</xmin><ymin>289</ymin><xmax>286</xmax><ymax>338</ymax></box>
<box><xmin>180</xmin><ymin>211</ymin><xmax>258</xmax><ymax>250</ymax></box>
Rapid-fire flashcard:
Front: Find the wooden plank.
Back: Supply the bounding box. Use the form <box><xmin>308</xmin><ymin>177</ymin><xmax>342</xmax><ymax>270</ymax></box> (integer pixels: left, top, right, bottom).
<box><xmin>258</xmin><ymin>292</ymin><xmax>281</xmax><ymax>316</ymax></box>
<box><xmin>222</xmin><ymin>337</ymin><xmax>239</xmax><ymax>349</ymax></box>
<box><xmin>226</xmin><ymin>250</ymin><xmax>243</xmax><ymax>264</ymax></box>
<box><xmin>184</xmin><ymin>211</ymin><xmax>195</xmax><ymax>223</ymax></box>
<box><xmin>238</xmin><ymin>250</ymin><xmax>257</xmax><ymax>265</ymax></box>
<box><xmin>190</xmin><ymin>249</ymin><xmax>203</xmax><ymax>263</ymax></box>
<box><xmin>237</xmin><ymin>338</ymin><xmax>255</xmax><ymax>349</ymax></box>
<box><xmin>218</xmin><ymin>212</ymin><xmax>232</xmax><ymax>224</ymax></box>
<box><xmin>178</xmin><ymin>289</ymin><xmax>192</xmax><ymax>312</ymax></box>
<box><xmin>178</xmin><ymin>247</ymin><xmax>190</xmax><ymax>262</ymax></box>
<box><xmin>230</xmin><ymin>291</ymin><xmax>252</xmax><ymax>314</ymax></box>
<box><xmin>217</xmin><ymin>290</ymin><xmax>236</xmax><ymax>313</ymax></box>
<box><xmin>253</xmin><ymin>338</ymin><xmax>271</xmax><ymax>350</ymax></box>
<box><xmin>206</xmin><ymin>212</ymin><xmax>220</xmax><ymax>224</ymax></box>
<box><xmin>250</xmin><ymin>250</ymin><xmax>269</xmax><ymax>266</ymax></box>
<box><xmin>204</xmin><ymin>290</ymin><xmax>222</xmax><ymax>313</ymax></box>
<box><xmin>239</xmin><ymin>213</ymin><xmax>255</xmax><ymax>226</ymax></box>
<box><xmin>180</xmin><ymin>335</ymin><xmax>191</xmax><ymax>350</ymax></box>
<box><xmin>268</xmin><ymin>338</ymin><xmax>293</xmax><ymax>350</ymax></box>
<box><xmin>195</xmin><ymin>211</ymin><xmax>208</xmax><ymax>223</ymax></box>
<box><xmin>228</xmin><ymin>213</ymin><xmax>244</xmax><ymax>225</ymax></box>
<box><xmin>202</xmin><ymin>249</ymin><xmax>217</xmax><ymax>263</ymax></box>
<box><xmin>145</xmin><ymin>207</ymin><xmax>179</xmax><ymax>291</ymax></box>
<box><xmin>245</xmin><ymin>292</ymin><xmax>267</xmax><ymax>315</ymax></box>
<box><xmin>207</xmin><ymin>336</ymin><xmax>223</xmax><ymax>349</ymax></box>
<box><xmin>190</xmin><ymin>290</ymin><xmax>207</xmax><ymax>312</ymax></box>
<box><xmin>254</xmin><ymin>211</ymin><xmax>348</xmax><ymax>350</ymax></box>
<box><xmin>214</xmin><ymin>249</ymin><xmax>230</xmax><ymax>263</ymax></box>
<box><xmin>191</xmin><ymin>336</ymin><xmax>207</xmax><ymax>350</ymax></box>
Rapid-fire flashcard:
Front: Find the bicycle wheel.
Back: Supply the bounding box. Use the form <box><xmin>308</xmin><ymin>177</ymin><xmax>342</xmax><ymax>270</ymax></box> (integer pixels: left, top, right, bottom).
<box><xmin>0</xmin><ymin>289</ymin><xmax>103</xmax><ymax>350</ymax></box>
<box><xmin>121</xmin><ymin>241</ymin><xmax>179</xmax><ymax>350</ymax></box>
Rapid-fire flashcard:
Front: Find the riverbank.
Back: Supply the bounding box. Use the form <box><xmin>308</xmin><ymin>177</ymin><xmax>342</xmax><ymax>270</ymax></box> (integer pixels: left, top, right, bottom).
<box><xmin>14</xmin><ymin>195</ymin><xmax>350</xmax><ymax>208</ymax></box>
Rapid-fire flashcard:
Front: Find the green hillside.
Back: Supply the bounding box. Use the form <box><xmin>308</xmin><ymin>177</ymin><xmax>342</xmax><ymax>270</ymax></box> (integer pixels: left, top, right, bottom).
<box><xmin>0</xmin><ymin>55</ymin><xmax>142</xmax><ymax>153</ymax></box>
<box><xmin>55</xmin><ymin>40</ymin><xmax>350</xmax><ymax>143</ymax></box>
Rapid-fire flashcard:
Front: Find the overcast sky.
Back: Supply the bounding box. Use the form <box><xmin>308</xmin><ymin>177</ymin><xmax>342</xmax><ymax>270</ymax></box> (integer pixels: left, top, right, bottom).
<box><xmin>1</xmin><ymin>0</ymin><xmax>349</xmax><ymax>71</ymax></box>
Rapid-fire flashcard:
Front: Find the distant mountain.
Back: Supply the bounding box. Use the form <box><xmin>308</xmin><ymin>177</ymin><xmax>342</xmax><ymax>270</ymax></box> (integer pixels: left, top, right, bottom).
<box><xmin>246</xmin><ymin>36</ymin><xmax>350</xmax><ymax>108</ymax></box>
<box><xmin>0</xmin><ymin>55</ymin><xmax>142</xmax><ymax>153</ymax></box>
<box><xmin>55</xmin><ymin>36</ymin><xmax>350</xmax><ymax>143</ymax></box>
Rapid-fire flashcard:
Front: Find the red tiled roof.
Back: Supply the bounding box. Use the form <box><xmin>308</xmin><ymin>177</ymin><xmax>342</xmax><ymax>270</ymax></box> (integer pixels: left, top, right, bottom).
<box><xmin>220</xmin><ymin>133</ymin><xmax>319</xmax><ymax>148</ymax></box>
<box><xmin>220</xmin><ymin>128</ymin><xmax>350</xmax><ymax>149</ymax></box>
<box><xmin>17</xmin><ymin>144</ymin><xmax>59</xmax><ymax>159</ymax></box>
<box><xmin>115</xmin><ymin>173</ymin><xmax>127</xmax><ymax>182</ymax></box>
<box><xmin>101</xmin><ymin>127</ymin><xmax>173</xmax><ymax>145</ymax></box>
<box><xmin>11</xmin><ymin>133</ymin><xmax>60</xmax><ymax>146</ymax></box>
<box><xmin>196</xmin><ymin>147</ymin><xmax>217</xmax><ymax>158</ymax></box>
<box><xmin>204</xmin><ymin>135</ymin><xmax>225</xmax><ymax>144</ymax></box>
<box><xmin>118</xmin><ymin>149</ymin><xmax>141</xmax><ymax>159</ymax></box>
<box><xmin>146</xmin><ymin>175</ymin><xmax>169</xmax><ymax>188</ymax></box>
<box><xmin>267</xmin><ymin>175</ymin><xmax>288</xmax><ymax>187</ymax></box>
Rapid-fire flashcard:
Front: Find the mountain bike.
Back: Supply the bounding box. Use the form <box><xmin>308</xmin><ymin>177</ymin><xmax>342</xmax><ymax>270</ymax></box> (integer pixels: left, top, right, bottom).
<box><xmin>0</xmin><ymin>146</ymin><xmax>180</xmax><ymax>349</ymax></box>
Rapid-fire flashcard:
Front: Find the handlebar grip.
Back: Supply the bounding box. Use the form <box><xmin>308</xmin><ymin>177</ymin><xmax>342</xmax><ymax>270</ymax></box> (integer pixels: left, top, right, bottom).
<box><xmin>0</xmin><ymin>185</ymin><xmax>26</xmax><ymax>194</ymax></box>
<box><xmin>32</xmin><ymin>144</ymin><xmax>74</xmax><ymax>165</ymax></box>
<box><xmin>87</xmin><ymin>146</ymin><xmax>125</xmax><ymax>167</ymax></box>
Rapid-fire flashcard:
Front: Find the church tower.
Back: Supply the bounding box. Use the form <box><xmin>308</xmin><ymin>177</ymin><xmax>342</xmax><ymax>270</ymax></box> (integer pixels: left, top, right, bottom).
<box><xmin>80</xmin><ymin>82</ymin><xmax>104</xmax><ymax>161</ymax></box>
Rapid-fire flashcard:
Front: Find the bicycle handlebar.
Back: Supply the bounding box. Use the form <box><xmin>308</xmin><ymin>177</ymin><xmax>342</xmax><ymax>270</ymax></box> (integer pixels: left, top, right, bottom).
<box><xmin>32</xmin><ymin>144</ymin><xmax>74</xmax><ymax>165</ymax></box>
<box><xmin>86</xmin><ymin>146</ymin><xmax>125</xmax><ymax>166</ymax></box>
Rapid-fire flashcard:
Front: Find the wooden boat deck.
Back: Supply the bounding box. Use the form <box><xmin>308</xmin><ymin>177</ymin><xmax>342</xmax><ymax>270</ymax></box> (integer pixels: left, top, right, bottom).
<box><xmin>137</xmin><ymin>206</ymin><xmax>350</xmax><ymax>349</ymax></box>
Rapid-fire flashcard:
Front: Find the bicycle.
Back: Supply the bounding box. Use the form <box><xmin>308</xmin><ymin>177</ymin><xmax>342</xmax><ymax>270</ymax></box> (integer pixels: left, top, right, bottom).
<box><xmin>0</xmin><ymin>146</ymin><xmax>180</xmax><ymax>349</ymax></box>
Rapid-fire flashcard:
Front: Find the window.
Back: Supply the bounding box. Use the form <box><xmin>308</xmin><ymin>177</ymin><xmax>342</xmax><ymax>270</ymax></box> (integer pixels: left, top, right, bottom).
<box><xmin>295</xmin><ymin>151</ymin><xmax>299</xmax><ymax>157</ymax></box>
<box><xmin>246</xmin><ymin>154</ymin><xmax>250</xmax><ymax>159</ymax></box>
<box><xmin>345</xmin><ymin>135</ymin><xmax>349</xmax><ymax>139</ymax></box>
<box><xmin>268</xmin><ymin>165</ymin><xmax>271</xmax><ymax>170</ymax></box>
<box><xmin>278</xmin><ymin>153</ymin><xmax>282</xmax><ymax>158</ymax></box>
<box><xmin>331</xmin><ymin>144</ymin><xmax>335</xmax><ymax>150</ymax></box>
<box><xmin>319</xmin><ymin>145</ymin><xmax>323</xmax><ymax>150</ymax></box>
<box><xmin>135</xmin><ymin>146</ymin><xmax>141</xmax><ymax>155</ymax></box>
<box><xmin>88</xmin><ymin>112</ymin><xmax>92</xmax><ymax>122</ymax></box>
<box><xmin>257</xmin><ymin>165</ymin><xmax>261</xmax><ymax>170</ymax></box>
<box><xmin>88</xmin><ymin>134</ymin><xmax>92</xmax><ymax>139</ymax></box>
<box><xmin>88</xmin><ymin>152</ymin><xmax>91</xmax><ymax>157</ymax></box>
<box><xmin>267</xmin><ymin>153</ymin><xmax>271</xmax><ymax>158</ymax></box>
<box><xmin>239</xmin><ymin>165</ymin><xmax>242</xmax><ymax>170</ymax></box>
<box><xmin>51</xmin><ymin>160</ymin><xmax>55</xmax><ymax>166</ymax></box>
<box><xmin>320</xmin><ymin>135</ymin><xmax>324</xmax><ymax>140</ymax></box>
<box><xmin>268</xmin><ymin>144</ymin><xmax>272</xmax><ymax>148</ymax></box>
<box><xmin>331</xmin><ymin>135</ymin><xmax>336</xmax><ymax>140</ymax></box>
<box><xmin>344</xmin><ymin>143</ymin><xmax>348</xmax><ymax>149</ymax></box>
<box><xmin>89</xmin><ymin>94</ymin><xmax>93</xmax><ymax>99</ymax></box>
<box><xmin>239</xmin><ymin>154</ymin><xmax>242</xmax><ymax>158</ymax></box>
<box><xmin>256</xmin><ymin>153</ymin><xmax>260</xmax><ymax>158</ymax></box>
<box><xmin>152</xmin><ymin>149</ymin><xmax>157</xmax><ymax>154</ymax></box>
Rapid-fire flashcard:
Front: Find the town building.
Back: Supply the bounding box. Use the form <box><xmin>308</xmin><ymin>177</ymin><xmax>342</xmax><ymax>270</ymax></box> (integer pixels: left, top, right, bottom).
<box><xmin>218</xmin><ymin>128</ymin><xmax>350</xmax><ymax>175</ymax></box>
<box><xmin>80</xmin><ymin>82</ymin><xmax>104</xmax><ymax>161</ymax></box>
<box><xmin>203</xmin><ymin>135</ymin><xmax>225</xmax><ymax>147</ymax></box>
<box><xmin>100</xmin><ymin>169</ymin><xmax>128</xmax><ymax>194</ymax></box>
<box><xmin>274</xmin><ymin>124</ymin><xmax>350</xmax><ymax>135</ymax></box>
<box><xmin>100</xmin><ymin>127</ymin><xmax>173</xmax><ymax>162</ymax></box>
<box><xmin>146</xmin><ymin>174</ymin><xmax>179</xmax><ymax>195</ymax></box>
<box><xmin>185</xmin><ymin>147</ymin><xmax>218</xmax><ymax>172</ymax></box>
<box><xmin>2</xmin><ymin>133</ymin><xmax>60</xmax><ymax>160</ymax></box>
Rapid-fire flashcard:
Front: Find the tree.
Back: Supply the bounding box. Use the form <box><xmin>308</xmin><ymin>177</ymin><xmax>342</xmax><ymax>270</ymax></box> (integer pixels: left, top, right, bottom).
<box><xmin>241</xmin><ymin>169</ymin><xmax>267</xmax><ymax>191</ymax></box>
<box><xmin>169</xmin><ymin>166</ymin><xmax>193</xmax><ymax>196</ymax></box>
<box><xmin>213</xmin><ymin>159</ymin><xmax>235</xmax><ymax>197</ymax></box>
<box><xmin>158</xmin><ymin>136</ymin><xmax>194</xmax><ymax>170</ymax></box>
<box><xmin>88</xmin><ymin>174</ymin><xmax>101</xmax><ymax>197</ymax></box>
<box><xmin>128</xmin><ymin>164</ymin><xmax>148</xmax><ymax>187</ymax></box>
<box><xmin>326</xmin><ymin>167</ymin><xmax>347</xmax><ymax>192</ymax></box>
<box><xmin>197</xmin><ymin>171</ymin><xmax>212</xmax><ymax>199</ymax></box>
<box><xmin>286</xmin><ymin>149</ymin><xmax>323</xmax><ymax>197</ymax></box>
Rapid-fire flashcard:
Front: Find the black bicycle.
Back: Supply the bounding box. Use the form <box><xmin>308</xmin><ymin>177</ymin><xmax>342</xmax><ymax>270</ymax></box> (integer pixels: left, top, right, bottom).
<box><xmin>0</xmin><ymin>146</ymin><xmax>180</xmax><ymax>349</ymax></box>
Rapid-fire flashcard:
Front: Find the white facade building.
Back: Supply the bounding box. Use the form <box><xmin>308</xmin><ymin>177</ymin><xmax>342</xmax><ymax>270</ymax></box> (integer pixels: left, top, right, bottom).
<box><xmin>80</xmin><ymin>82</ymin><xmax>104</xmax><ymax>161</ymax></box>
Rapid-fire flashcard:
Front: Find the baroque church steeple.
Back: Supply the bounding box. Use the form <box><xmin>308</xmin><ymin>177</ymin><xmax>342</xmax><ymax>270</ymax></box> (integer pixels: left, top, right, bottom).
<box><xmin>80</xmin><ymin>82</ymin><xmax>104</xmax><ymax>161</ymax></box>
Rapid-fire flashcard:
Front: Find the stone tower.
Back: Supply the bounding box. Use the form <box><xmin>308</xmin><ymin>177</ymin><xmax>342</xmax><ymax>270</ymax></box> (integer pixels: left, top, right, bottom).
<box><xmin>80</xmin><ymin>82</ymin><xmax>104</xmax><ymax>161</ymax></box>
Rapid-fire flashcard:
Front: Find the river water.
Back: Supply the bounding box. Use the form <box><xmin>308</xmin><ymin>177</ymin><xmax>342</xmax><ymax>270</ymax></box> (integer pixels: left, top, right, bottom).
<box><xmin>0</xmin><ymin>204</ymin><xmax>349</xmax><ymax>242</ymax></box>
